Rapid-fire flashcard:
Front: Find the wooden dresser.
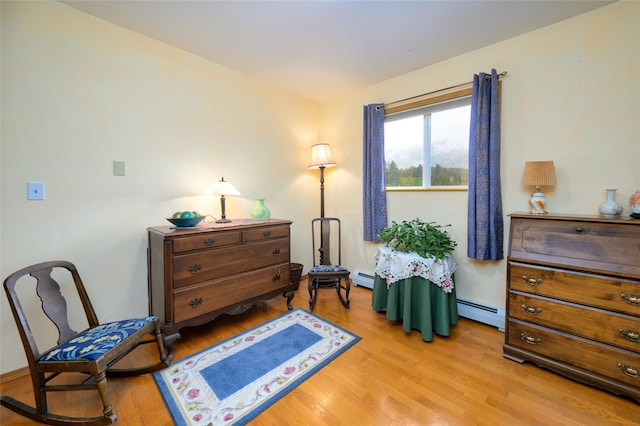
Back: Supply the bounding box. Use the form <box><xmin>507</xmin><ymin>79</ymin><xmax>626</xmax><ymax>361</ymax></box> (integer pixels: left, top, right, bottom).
<box><xmin>147</xmin><ymin>219</ymin><xmax>293</xmax><ymax>342</ymax></box>
<box><xmin>504</xmin><ymin>213</ymin><xmax>640</xmax><ymax>403</ymax></box>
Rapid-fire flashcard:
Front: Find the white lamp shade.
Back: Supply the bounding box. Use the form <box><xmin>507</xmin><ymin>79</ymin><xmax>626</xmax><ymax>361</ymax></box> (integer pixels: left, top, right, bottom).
<box><xmin>309</xmin><ymin>143</ymin><xmax>337</xmax><ymax>169</ymax></box>
<box><xmin>206</xmin><ymin>178</ymin><xmax>241</xmax><ymax>196</ymax></box>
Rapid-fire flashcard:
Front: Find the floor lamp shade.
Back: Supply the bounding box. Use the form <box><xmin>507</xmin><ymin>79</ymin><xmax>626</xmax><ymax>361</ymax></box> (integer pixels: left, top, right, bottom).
<box><xmin>521</xmin><ymin>161</ymin><xmax>556</xmax><ymax>214</ymax></box>
<box><xmin>309</xmin><ymin>143</ymin><xmax>337</xmax><ymax>169</ymax></box>
<box><xmin>309</xmin><ymin>144</ymin><xmax>337</xmax><ymax>218</ymax></box>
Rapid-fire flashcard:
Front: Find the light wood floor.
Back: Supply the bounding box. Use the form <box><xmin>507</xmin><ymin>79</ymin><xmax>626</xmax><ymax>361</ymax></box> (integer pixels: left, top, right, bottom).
<box><xmin>1</xmin><ymin>282</ymin><xmax>638</xmax><ymax>425</ymax></box>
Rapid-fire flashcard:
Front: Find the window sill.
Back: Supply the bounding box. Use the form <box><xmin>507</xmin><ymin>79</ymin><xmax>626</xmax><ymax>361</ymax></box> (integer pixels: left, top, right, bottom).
<box><xmin>386</xmin><ymin>186</ymin><xmax>468</xmax><ymax>192</ymax></box>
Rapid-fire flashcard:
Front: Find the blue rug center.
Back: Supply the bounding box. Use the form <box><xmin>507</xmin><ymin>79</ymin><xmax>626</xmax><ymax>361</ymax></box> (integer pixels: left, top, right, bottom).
<box><xmin>201</xmin><ymin>323</ymin><xmax>322</xmax><ymax>400</ymax></box>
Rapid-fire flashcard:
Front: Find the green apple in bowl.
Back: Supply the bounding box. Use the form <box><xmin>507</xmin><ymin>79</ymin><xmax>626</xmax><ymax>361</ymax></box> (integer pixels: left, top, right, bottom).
<box><xmin>167</xmin><ymin>211</ymin><xmax>204</xmax><ymax>227</ymax></box>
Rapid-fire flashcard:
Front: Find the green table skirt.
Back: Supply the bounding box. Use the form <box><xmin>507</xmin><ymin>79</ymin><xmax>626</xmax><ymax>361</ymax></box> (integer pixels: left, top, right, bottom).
<box><xmin>371</xmin><ymin>274</ymin><xmax>458</xmax><ymax>342</ymax></box>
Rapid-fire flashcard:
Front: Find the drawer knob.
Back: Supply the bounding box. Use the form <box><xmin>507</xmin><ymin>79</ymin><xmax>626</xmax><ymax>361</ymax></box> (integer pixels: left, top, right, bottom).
<box><xmin>272</xmin><ymin>273</ymin><xmax>281</xmax><ymax>282</ymax></box>
<box><xmin>203</xmin><ymin>237</ymin><xmax>216</xmax><ymax>246</ymax></box>
<box><xmin>188</xmin><ymin>264</ymin><xmax>202</xmax><ymax>273</ymax></box>
<box><xmin>263</xmin><ymin>231</ymin><xmax>272</xmax><ymax>237</ymax></box>
<box><xmin>575</xmin><ymin>226</ymin><xmax>585</xmax><ymax>233</ymax></box>
<box><xmin>520</xmin><ymin>332</ymin><xmax>541</xmax><ymax>345</ymax></box>
<box><xmin>617</xmin><ymin>363</ymin><xmax>639</xmax><ymax>378</ymax></box>
<box><xmin>272</xmin><ymin>248</ymin><xmax>281</xmax><ymax>256</ymax></box>
<box><xmin>522</xmin><ymin>275</ymin><xmax>542</xmax><ymax>286</ymax></box>
<box><xmin>521</xmin><ymin>304</ymin><xmax>542</xmax><ymax>315</ymax></box>
<box><xmin>189</xmin><ymin>297</ymin><xmax>203</xmax><ymax>307</ymax></box>
<box><xmin>620</xmin><ymin>293</ymin><xmax>640</xmax><ymax>306</ymax></box>
<box><xmin>619</xmin><ymin>328</ymin><xmax>640</xmax><ymax>343</ymax></box>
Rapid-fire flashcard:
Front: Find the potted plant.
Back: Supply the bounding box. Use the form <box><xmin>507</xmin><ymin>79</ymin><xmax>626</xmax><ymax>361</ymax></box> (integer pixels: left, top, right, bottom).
<box><xmin>378</xmin><ymin>218</ymin><xmax>457</xmax><ymax>260</ymax></box>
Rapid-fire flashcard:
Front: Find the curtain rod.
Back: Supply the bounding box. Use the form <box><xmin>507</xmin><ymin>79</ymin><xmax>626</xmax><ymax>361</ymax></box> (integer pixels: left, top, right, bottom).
<box><xmin>380</xmin><ymin>70</ymin><xmax>507</xmax><ymax>109</ymax></box>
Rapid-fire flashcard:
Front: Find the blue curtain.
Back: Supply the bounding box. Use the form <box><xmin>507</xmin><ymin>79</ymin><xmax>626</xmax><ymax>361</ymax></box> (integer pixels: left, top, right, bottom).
<box><xmin>468</xmin><ymin>69</ymin><xmax>504</xmax><ymax>260</ymax></box>
<box><xmin>363</xmin><ymin>104</ymin><xmax>387</xmax><ymax>241</ymax></box>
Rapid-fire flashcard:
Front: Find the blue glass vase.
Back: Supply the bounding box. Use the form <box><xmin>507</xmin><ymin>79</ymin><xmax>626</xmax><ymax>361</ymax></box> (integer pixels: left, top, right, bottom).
<box><xmin>250</xmin><ymin>199</ymin><xmax>271</xmax><ymax>220</ymax></box>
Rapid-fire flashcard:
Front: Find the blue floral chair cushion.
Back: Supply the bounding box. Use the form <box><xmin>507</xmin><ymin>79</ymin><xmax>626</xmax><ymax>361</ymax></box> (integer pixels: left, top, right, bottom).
<box><xmin>41</xmin><ymin>316</ymin><xmax>156</xmax><ymax>362</ymax></box>
<box><xmin>310</xmin><ymin>265</ymin><xmax>349</xmax><ymax>273</ymax></box>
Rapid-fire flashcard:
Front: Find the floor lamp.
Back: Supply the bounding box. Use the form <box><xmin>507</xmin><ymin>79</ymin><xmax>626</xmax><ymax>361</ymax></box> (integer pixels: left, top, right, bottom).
<box><xmin>309</xmin><ymin>143</ymin><xmax>336</xmax><ymax>264</ymax></box>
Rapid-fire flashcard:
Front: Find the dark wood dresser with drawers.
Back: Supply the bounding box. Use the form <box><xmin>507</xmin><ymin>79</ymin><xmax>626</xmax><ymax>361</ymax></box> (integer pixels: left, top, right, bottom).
<box><xmin>504</xmin><ymin>213</ymin><xmax>640</xmax><ymax>403</ymax></box>
<box><xmin>148</xmin><ymin>219</ymin><xmax>293</xmax><ymax>342</ymax></box>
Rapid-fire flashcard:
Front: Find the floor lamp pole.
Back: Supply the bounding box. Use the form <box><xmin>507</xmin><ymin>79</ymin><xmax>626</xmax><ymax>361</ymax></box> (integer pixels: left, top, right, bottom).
<box><xmin>318</xmin><ymin>165</ymin><xmax>331</xmax><ymax>264</ymax></box>
<box><xmin>319</xmin><ymin>165</ymin><xmax>326</xmax><ymax>218</ymax></box>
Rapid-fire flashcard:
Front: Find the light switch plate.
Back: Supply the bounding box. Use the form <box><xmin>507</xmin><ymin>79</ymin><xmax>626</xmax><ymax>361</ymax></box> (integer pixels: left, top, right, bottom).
<box><xmin>28</xmin><ymin>182</ymin><xmax>45</xmax><ymax>200</ymax></box>
<box><xmin>113</xmin><ymin>161</ymin><xmax>125</xmax><ymax>176</ymax></box>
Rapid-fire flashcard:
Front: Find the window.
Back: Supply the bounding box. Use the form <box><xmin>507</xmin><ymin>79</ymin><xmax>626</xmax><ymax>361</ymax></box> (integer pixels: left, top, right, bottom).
<box><xmin>384</xmin><ymin>87</ymin><xmax>471</xmax><ymax>190</ymax></box>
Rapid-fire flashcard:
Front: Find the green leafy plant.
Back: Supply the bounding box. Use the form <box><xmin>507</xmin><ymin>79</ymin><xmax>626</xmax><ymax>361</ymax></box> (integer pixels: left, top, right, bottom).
<box><xmin>378</xmin><ymin>218</ymin><xmax>457</xmax><ymax>260</ymax></box>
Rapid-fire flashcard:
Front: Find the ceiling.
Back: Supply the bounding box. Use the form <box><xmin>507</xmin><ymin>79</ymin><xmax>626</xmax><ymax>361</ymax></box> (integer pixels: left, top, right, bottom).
<box><xmin>61</xmin><ymin>0</ymin><xmax>614</xmax><ymax>102</ymax></box>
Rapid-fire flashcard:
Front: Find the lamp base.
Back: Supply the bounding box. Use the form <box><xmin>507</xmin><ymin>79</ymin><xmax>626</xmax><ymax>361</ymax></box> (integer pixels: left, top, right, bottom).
<box><xmin>529</xmin><ymin>191</ymin><xmax>548</xmax><ymax>214</ymax></box>
<box><xmin>216</xmin><ymin>218</ymin><xmax>232</xmax><ymax>223</ymax></box>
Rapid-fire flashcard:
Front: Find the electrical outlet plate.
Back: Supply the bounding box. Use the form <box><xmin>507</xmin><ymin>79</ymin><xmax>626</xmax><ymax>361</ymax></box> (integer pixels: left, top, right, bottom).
<box><xmin>28</xmin><ymin>182</ymin><xmax>45</xmax><ymax>200</ymax></box>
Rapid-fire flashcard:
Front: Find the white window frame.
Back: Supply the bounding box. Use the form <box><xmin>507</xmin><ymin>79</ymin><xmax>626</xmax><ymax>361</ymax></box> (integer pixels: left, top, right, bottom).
<box><xmin>384</xmin><ymin>86</ymin><xmax>472</xmax><ymax>191</ymax></box>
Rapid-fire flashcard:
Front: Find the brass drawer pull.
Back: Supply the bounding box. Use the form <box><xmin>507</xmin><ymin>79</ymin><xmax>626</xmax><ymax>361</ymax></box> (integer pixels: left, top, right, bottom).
<box><xmin>521</xmin><ymin>304</ymin><xmax>542</xmax><ymax>315</ymax></box>
<box><xmin>522</xmin><ymin>275</ymin><xmax>542</xmax><ymax>286</ymax></box>
<box><xmin>189</xmin><ymin>297</ymin><xmax>203</xmax><ymax>307</ymax></box>
<box><xmin>620</xmin><ymin>293</ymin><xmax>640</xmax><ymax>305</ymax></box>
<box><xmin>617</xmin><ymin>363</ymin><xmax>639</xmax><ymax>378</ymax></box>
<box><xmin>272</xmin><ymin>273</ymin><xmax>281</xmax><ymax>282</ymax></box>
<box><xmin>575</xmin><ymin>226</ymin><xmax>585</xmax><ymax>233</ymax></box>
<box><xmin>203</xmin><ymin>237</ymin><xmax>216</xmax><ymax>246</ymax></box>
<box><xmin>520</xmin><ymin>332</ymin><xmax>541</xmax><ymax>345</ymax></box>
<box><xmin>188</xmin><ymin>264</ymin><xmax>202</xmax><ymax>273</ymax></box>
<box><xmin>272</xmin><ymin>248</ymin><xmax>281</xmax><ymax>256</ymax></box>
<box><xmin>619</xmin><ymin>328</ymin><xmax>640</xmax><ymax>342</ymax></box>
<box><xmin>263</xmin><ymin>231</ymin><xmax>272</xmax><ymax>237</ymax></box>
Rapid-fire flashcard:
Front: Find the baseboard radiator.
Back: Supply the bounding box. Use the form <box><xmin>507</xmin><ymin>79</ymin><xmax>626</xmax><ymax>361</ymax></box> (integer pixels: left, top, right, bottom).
<box><xmin>353</xmin><ymin>271</ymin><xmax>505</xmax><ymax>331</ymax></box>
<box><xmin>352</xmin><ymin>271</ymin><xmax>375</xmax><ymax>289</ymax></box>
<box><xmin>457</xmin><ymin>298</ymin><xmax>505</xmax><ymax>331</ymax></box>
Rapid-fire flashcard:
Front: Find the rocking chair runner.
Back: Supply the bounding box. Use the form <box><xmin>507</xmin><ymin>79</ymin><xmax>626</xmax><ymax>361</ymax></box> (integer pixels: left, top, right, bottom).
<box><xmin>1</xmin><ymin>260</ymin><xmax>173</xmax><ymax>425</ymax></box>
<box><xmin>307</xmin><ymin>217</ymin><xmax>351</xmax><ymax>310</ymax></box>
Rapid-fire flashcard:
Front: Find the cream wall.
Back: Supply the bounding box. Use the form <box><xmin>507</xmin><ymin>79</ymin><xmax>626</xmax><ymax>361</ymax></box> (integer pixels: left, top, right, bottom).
<box><xmin>1</xmin><ymin>1</ymin><xmax>320</xmax><ymax>373</ymax></box>
<box><xmin>1</xmin><ymin>1</ymin><xmax>638</xmax><ymax>375</ymax></box>
<box><xmin>320</xmin><ymin>0</ymin><xmax>639</xmax><ymax>310</ymax></box>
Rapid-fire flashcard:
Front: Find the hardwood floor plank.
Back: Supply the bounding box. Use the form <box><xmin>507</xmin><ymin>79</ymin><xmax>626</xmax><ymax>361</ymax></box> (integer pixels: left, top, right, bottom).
<box><xmin>1</xmin><ymin>283</ymin><xmax>638</xmax><ymax>425</ymax></box>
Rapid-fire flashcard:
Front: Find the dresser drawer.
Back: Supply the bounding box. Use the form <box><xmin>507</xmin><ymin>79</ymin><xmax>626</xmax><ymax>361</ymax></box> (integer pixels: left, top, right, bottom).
<box><xmin>509</xmin><ymin>293</ymin><xmax>640</xmax><ymax>352</ymax></box>
<box><xmin>173</xmin><ymin>264</ymin><xmax>290</xmax><ymax>323</ymax></box>
<box><xmin>172</xmin><ymin>230</ymin><xmax>241</xmax><ymax>253</ymax></box>
<box><xmin>172</xmin><ymin>239</ymin><xmax>290</xmax><ymax>288</ymax></box>
<box><xmin>509</xmin><ymin>262</ymin><xmax>640</xmax><ymax>317</ymax></box>
<box><xmin>242</xmin><ymin>225</ymin><xmax>290</xmax><ymax>242</ymax></box>
<box><xmin>509</xmin><ymin>217</ymin><xmax>640</xmax><ymax>278</ymax></box>
<box><xmin>507</xmin><ymin>319</ymin><xmax>640</xmax><ymax>388</ymax></box>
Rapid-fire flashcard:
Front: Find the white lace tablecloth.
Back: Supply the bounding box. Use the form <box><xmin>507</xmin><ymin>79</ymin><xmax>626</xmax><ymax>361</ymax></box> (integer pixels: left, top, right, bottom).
<box><xmin>374</xmin><ymin>246</ymin><xmax>457</xmax><ymax>293</ymax></box>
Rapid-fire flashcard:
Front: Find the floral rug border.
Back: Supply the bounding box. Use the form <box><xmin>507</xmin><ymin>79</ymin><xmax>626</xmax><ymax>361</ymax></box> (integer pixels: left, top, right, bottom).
<box><xmin>153</xmin><ymin>308</ymin><xmax>360</xmax><ymax>425</ymax></box>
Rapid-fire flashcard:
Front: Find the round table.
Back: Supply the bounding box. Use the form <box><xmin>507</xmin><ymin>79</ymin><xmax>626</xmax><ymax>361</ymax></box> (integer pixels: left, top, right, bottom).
<box><xmin>371</xmin><ymin>246</ymin><xmax>458</xmax><ymax>342</ymax></box>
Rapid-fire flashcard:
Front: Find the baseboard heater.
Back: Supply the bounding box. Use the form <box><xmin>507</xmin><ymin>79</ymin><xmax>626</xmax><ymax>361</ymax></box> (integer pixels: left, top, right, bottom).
<box><xmin>353</xmin><ymin>271</ymin><xmax>505</xmax><ymax>331</ymax></box>
<box><xmin>457</xmin><ymin>298</ymin><xmax>505</xmax><ymax>331</ymax></box>
<box><xmin>352</xmin><ymin>271</ymin><xmax>375</xmax><ymax>289</ymax></box>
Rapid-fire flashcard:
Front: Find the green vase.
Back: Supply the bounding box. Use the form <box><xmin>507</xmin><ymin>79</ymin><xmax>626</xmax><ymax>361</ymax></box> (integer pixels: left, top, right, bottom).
<box><xmin>250</xmin><ymin>199</ymin><xmax>271</xmax><ymax>220</ymax></box>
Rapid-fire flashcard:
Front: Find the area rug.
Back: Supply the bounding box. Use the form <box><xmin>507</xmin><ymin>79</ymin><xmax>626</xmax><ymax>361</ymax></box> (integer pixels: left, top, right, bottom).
<box><xmin>153</xmin><ymin>308</ymin><xmax>360</xmax><ymax>425</ymax></box>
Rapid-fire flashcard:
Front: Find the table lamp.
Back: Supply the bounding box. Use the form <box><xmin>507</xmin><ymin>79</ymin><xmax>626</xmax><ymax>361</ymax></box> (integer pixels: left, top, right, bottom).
<box><xmin>521</xmin><ymin>161</ymin><xmax>556</xmax><ymax>214</ymax></box>
<box><xmin>207</xmin><ymin>177</ymin><xmax>241</xmax><ymax>223</ymax></box>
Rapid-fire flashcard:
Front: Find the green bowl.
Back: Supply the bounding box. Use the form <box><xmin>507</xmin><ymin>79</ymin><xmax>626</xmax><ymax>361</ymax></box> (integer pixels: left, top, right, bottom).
<box><xmin>166</xmin><ymin>216</ymin><xmax>205</xmax><ymax>227</ymax></box>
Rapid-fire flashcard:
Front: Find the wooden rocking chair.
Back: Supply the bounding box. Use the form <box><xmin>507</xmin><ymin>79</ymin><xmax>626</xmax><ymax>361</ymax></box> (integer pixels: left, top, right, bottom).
<box><xmin>1</xmin><ymin>260</ymin><xmax>173</xmax><ymax>425</ymax></box>
<box><xmin>307</xmin><ymin>217</ymin><xmax>351</xmax><ymax>310</ymax></box>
